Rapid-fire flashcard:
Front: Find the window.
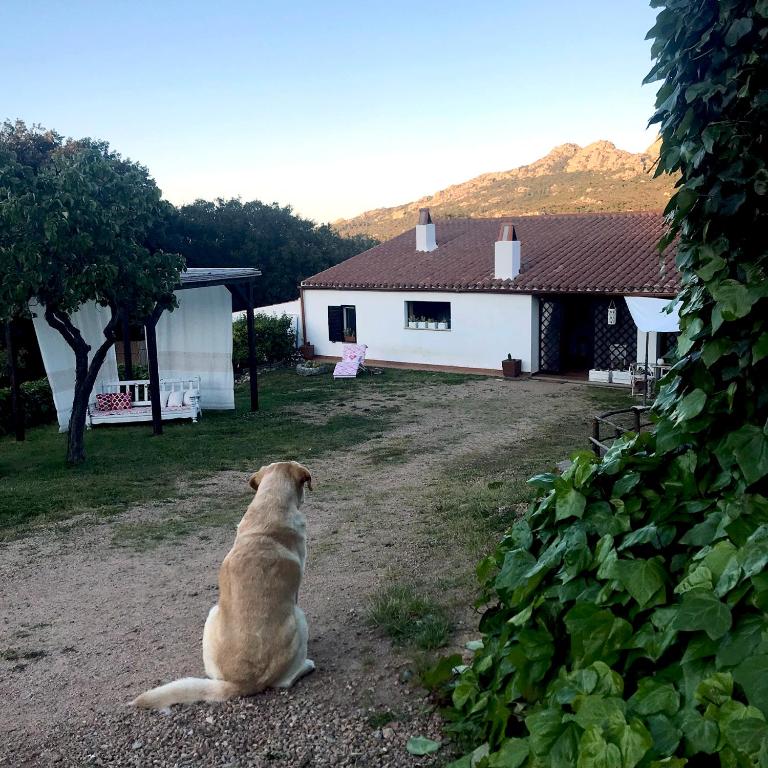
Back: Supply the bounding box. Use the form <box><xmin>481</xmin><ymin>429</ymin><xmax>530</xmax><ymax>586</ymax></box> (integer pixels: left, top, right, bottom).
<box><xmin>405</xmin><ymin>300</ymin><xmax>451</xmax><ymax>330</ymax></box>
<box><xmin>328</xmin><ymin>305</ymin><xmax>356</xmax><ymax>342</ymax></box>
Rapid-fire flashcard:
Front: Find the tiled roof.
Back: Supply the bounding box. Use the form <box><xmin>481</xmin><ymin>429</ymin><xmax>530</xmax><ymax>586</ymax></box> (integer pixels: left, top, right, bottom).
<box><xmin>303</xmin><ymin>212</ymin><xmax>678</xmax><ymax>296</ymax></box>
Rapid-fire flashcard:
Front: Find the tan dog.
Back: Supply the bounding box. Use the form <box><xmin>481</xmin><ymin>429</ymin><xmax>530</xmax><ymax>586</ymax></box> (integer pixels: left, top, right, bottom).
<box><xmin>131</xmin><ymin>461</ymin><xmax>315</xmax><ymax>709</ymax></box>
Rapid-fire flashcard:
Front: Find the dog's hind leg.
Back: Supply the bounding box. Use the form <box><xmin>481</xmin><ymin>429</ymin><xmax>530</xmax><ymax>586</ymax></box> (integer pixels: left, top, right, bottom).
<box><xmin>202</xmin><ymin>604</ymin><xmax>224</xmax><ymax>680</ymax></box>
<box><xmin>274</xmin><ymin>607</ymin><xmax>315</xmax><ymax>689</ymax></box>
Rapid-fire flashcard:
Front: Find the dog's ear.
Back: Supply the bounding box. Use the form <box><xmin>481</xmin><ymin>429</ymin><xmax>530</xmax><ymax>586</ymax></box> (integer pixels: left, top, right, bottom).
<box><xmin>290</xmin><ymin>463</ymin><xmax>313</xmax><ymax>492</ymax></box>
<box><xmin>248</xmin><ymin>466</ymin><xmax>267</xmax><ymax>491</ymax></box>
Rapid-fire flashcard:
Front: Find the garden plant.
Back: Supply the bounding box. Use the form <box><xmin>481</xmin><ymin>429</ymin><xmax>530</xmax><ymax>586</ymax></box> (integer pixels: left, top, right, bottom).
<box><xmin>438</xmin><ymin>1</ymin><xmax>768</xmax><ymax>765</ymax></box>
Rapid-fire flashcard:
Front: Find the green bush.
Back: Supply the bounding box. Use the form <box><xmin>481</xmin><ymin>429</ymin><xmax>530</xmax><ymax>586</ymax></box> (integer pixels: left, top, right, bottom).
<box><xmin>117</xmin><ymin>363</ymin><xmax>149</xmax><ymax>380</ymax></box>
<box><xmin>232</xmin><ymin>313</ymin><xmax>295</xmax><ymax>369</ymax></box>
<box><xmin>439</xmin><ymin>438</ymin><xmax>768</xmax><ymax>766</ymax></box>
<box><xmin>0</xmin><ymin>378</ymin><xmax>55</xmax><ymax>434</ymax></box>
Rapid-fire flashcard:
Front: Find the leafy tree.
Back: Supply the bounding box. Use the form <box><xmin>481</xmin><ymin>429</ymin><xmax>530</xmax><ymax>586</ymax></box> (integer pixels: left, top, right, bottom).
<box><xmin>438</xmin><ymin>2</ymin><xmax>768</xmax><ymax>766</ymax></box>
<box><xmin>0</xmin><ymin>120</ymin><xmax>183</xmax><ymax>463</ymax></box>
<box><xmin>162</xmin><ymin>198</ymin><xmax>377</xmax><ymax>306</ymax></box>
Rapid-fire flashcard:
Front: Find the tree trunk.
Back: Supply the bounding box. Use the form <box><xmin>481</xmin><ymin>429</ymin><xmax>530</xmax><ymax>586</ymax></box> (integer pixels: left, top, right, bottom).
<box><xmin>44</xmin><ymin>305</ymin><xmax>120</xmax><ymax>465</ymax></box>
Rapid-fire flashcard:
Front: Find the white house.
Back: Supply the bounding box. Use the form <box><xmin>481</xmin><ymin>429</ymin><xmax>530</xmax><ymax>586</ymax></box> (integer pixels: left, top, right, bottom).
<box><xmin>300</xmin><ymin>209</ymin><xmax>679</xmax><ymax>376</ymax></box>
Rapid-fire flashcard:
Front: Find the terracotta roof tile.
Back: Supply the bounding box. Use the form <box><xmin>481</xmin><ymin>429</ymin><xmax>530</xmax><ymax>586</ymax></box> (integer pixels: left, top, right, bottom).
<box><xmin>303</xmin><ymin>212</ymin><xmax>678</xmax><ymax>296</ymax></box>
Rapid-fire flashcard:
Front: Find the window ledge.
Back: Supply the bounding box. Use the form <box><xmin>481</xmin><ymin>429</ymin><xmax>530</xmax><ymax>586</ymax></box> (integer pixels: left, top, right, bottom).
<box><xmin>404</xmin><ymin>326</ymin><xmax>451</xmax><ymax>331</ymax></box>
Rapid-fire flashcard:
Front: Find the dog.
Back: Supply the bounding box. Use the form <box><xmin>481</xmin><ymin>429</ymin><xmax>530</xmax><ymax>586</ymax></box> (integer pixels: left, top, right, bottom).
<box><xmin>131</xmin><ymin>461</ymin><xmax>315</xmax><ymax>709</ymax></box>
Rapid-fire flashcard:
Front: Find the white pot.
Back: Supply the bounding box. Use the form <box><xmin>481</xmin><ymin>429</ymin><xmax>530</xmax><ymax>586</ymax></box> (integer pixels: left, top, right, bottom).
<box><xmin>408</xmin><ymin>321</ymin><xmax>417</xmax><ymax>329</ymax></box>
<box><xmin>612</xmin><ymin>371</ymin><xmax>632</xmax><ymax>385</ymax></box>
<box><xmin>437</xmin><ymin>321</ymin><xmax>448</xmax><ymax>330</ymax></box>
<box><xmin>588</xmin><ymin>369</ymin><xmax>612</xmax><ymax>383</ymax></box>
<box><xmin>430</xmin><ymin>321</ymin><xmax>439</xmax><ymax>330</ymax></box>
<box><xmin>417</xmin><ymin>321</ymin><xmax>426</xmax><ymax>329</ymax></box>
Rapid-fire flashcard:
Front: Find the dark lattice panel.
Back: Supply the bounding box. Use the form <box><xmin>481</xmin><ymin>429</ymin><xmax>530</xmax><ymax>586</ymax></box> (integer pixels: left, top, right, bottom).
<box><xmin>592</xmin><ymin>298</ymin><xmax>637</xmax><ymax>369</ymax></box>
<box><xmin>539</xmin><ymin>299</ymin><xmax>563</xmax><ymax>373</ymax></box>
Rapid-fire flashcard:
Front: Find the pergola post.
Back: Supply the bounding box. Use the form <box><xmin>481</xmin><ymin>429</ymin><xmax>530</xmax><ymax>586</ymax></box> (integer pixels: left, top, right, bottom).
<box><xmin>122</xmin><ymin>312</ymin><xmax>133</xmax><ymax>380</ymax></box>
<box><xmin>5</xmin><ymin>319</ymin><xmax>25</xmax><ymax>442</ymax></box>
<box><xmin>246</xmin><ymin>280</ymin><xmax>259</xmax><ymax>411</ymax></box>
<box><xmin>145</xmin><ymin>304</ymin><xmax>165</xmax><ymax>436</ymax></box>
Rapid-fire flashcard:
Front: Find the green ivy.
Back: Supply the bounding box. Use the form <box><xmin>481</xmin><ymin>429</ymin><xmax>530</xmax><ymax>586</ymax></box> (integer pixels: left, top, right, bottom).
<box><xmin>439</xmin><ymin>2</ymin><xmax>768</xmax><ymax>765</ymax></box>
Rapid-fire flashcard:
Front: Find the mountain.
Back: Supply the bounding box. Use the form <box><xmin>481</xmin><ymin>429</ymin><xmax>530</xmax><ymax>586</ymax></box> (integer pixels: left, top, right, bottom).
<box><xmin>333</xmin><ymin>140</ymin><xmax>676</xmax><ymax>242</ymax></box>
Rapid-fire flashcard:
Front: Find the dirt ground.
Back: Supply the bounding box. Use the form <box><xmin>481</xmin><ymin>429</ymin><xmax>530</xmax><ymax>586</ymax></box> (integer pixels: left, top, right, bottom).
<box><xmin>0</xmin><ymin>377</ymin><xmax>599</xmax><ymax>767</ymax></box>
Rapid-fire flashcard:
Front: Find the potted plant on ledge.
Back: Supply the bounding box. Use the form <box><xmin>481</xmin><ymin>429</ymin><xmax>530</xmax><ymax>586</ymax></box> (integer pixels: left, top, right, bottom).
<box><xmin>502</xmin><ymin>353</ymin><xmax>522</xmax><ymax>378</ymax></box>
<box><xmin>343</xmin><ymin>327</ymin><xmax>356</xmax><ymax>343</ymax></box>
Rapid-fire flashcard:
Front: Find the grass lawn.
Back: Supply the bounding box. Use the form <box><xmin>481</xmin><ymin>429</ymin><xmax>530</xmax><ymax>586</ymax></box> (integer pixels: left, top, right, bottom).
<box><xmin>0</xmin><ymin>368</ymin><xmax>475</xmax><ymax>533</ymax></box>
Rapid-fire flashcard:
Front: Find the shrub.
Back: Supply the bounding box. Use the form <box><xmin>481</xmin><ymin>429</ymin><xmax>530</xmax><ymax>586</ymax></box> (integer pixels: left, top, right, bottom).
<box><xmin>440</xmin><ymin>439</ymin><xmax>768</xmax><ymax>766</ymax></box>
<box><xmin>0</xmin><ymin>377</ymin><xmax>55</xmax><ymax>434</ymax></box>
<box><xmin>232</xmin><ymin>313</ymin><xmax>296</xmax><ymax>369</ymax></box>
<box><xmin>117</xmin><ymin>363</ymin><xmax>150</xmax><ymax>380</ymax></box>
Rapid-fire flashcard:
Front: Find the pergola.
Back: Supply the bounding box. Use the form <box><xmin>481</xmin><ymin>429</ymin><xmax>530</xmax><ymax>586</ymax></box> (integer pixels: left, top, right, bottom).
<box><xmin>140</xmin><ymin>267</ymin><xmax>262</xmax><ymax>436</ymax></box>
<box><xmin>5</xmin><ymin>266</ymin><xmax>262</xmax><ymax>441</ymax></box>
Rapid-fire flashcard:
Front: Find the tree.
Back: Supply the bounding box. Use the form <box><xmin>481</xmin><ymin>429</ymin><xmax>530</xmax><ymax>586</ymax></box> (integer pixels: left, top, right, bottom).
<box><xmin>440</xmin><ymin>2</ymin><xmax>768</xmax><ymax>765</ymax></box>
<box><xmin>162</xmin><ymin>198</ymin><xmax>377</xmax><ymax>306</ymax></box>
<box><xmin>0</xmin><ymin>121</ymin><xmax>183</xmax><ymax>463</ymax></box>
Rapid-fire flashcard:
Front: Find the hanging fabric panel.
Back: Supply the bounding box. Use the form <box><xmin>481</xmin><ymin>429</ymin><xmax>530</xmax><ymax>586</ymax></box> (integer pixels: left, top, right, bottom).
<box><xmin>155</xmin><ymin>286</ymin><xmax>235</xmax><ymax>410</ymax></box>
<box><xmin>29</xmin><ymin>299</ymin><xmax>119</xmax><ymax>432</ymax></box>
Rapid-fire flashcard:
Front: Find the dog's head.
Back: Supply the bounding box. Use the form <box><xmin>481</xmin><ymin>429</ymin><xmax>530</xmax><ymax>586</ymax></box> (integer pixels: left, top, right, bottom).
<box><xmin>248</xmin><ymin>461</ymin><xmax>313</xmax><ymax>503</ymax></box>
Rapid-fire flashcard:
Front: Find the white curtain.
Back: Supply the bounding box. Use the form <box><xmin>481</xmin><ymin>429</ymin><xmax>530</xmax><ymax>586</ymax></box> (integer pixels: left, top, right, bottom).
<box><xmin>30</xmin><ymin>299</ymin><xmax>119</xmax><ymax>432</ymax></box>
<box><xmin>155</xmin><ymin>285</ymin><xmax>234</xmax><ymax>410</ymax></box>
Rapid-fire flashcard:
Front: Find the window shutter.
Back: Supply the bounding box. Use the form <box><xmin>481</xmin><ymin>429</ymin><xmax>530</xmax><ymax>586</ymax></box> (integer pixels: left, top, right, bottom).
<box><xmin>328</xmin><ymin>306</ymin><xmax>344</xmax><ymax>342</ymax></box>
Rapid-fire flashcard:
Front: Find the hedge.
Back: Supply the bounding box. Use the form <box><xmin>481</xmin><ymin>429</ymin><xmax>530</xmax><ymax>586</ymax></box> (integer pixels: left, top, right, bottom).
<box><xmin>0</xmin><ymin>378</ymin><xmax>55</xmax><ymax>435</ymax></box>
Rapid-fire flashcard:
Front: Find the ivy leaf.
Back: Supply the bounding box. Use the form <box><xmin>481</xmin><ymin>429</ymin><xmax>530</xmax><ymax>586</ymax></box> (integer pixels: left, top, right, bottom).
<box><xmin>718</xmin><ymin>425</ymin><xmax>768</xmax><ymax>485</ymax></box>
<box><xmin>674</xmin><ymin>389</ymin><xmax>707</xmax><ymax>423</ymax></box>
<box><xmin>679</xmin><ymin>709</ymin><xmax>719</xmax><ymax>754</ymax></box>
<box><xmin>710</xmin><ymin>279</ymin><xmax>756</xmax><ymax>321</ymax></box>
<box><xmin>725</xmin><ymin>16</ymin><xmax>753</xmax><ymax>45</ymax></box>
<box><xmin>556</xmin><ymin>488</ymin><xmax>587</xmax><ymax>521</ymax></box>
<box><xmin>672</xmin><ymin>589</ymin><xmax>732</xmax><ymax>640</ymax></box>
<box><xmin>618</xmin><ymin>719</ymin><xmax>653</xmax><ymax>768</ymax></box>
<box><xmin>733</xmin><ymin>656</ymin><xmax>768</xmax><ymax>716</ymax></box>
<box><xmin>487</xmin><ymin>739</ymin><xmax>529</xmax><ymax>768</ymax></box>
<box><xmin>576</xmin><ymin>726</ymin><xmax>622</xmax><ymax>768</ymax></box>
<box><xmin>614</xmin><ymin>558</ymin><xmax>667</xmax><ymax>608</ymax></box>
<box><xmin>628</xmin><ymin>679</ymin><xmax>680</xmax><ymax>717</ymax></box>
<box><xmin>753</xmin><ymin>333</ymin><xmax>768</xmax><ymax>364</ymax></box>
<box><xmin>406</xmin><ymin>736</ymin><xmax>441</xmax><ymax>756</ymax></box>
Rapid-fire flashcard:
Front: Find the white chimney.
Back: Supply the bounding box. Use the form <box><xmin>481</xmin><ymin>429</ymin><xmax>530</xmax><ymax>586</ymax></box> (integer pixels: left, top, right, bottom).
<box><xmin>494</xmin><ymin>223</ymin><xmax>521</xmax><ymax>279</ymax></box>
<box><xmin>415</xmin><ymin>208</ymin><xmax>437</xmax><ymax>252</ymax></box>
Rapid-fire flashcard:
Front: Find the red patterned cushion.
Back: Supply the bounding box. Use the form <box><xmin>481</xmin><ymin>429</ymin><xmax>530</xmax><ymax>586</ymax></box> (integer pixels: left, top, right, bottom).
<box><xmin>96</xmin><ymin>393</ymin><xmax>114</xmax><ymax>411</ymax></box>
<box><xmin>112</xmin><ymin>392</ymin><xmax>132</xmax><ymax>410</ymax></box>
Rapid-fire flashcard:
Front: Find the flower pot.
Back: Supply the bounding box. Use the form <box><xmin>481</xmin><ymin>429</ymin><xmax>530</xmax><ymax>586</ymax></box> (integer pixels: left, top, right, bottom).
<box><xmin>299</xmin><ymin>343</ymin><xmax>315</xmax><ymax>360</ymax></box>
<box><xmin>408</xmin><ymin>321</ymin><xmax>417</xmax><ymax>329</ymax></box>
<box><xmin>430</xmin><ymin>321</ymin><xmax>439</xmax><ymax>330</ymax></box>
<box><xmin>611</xmin><ymin>370</ymin><xmax>632</xmax><ymax>386</ymax></box>
<box><xmin>343</xmin><ymin>334</ymin><xmax>356</xmax><ymax>343</ymax></box>
<box><xmin>437</xmin><ymin>321</ymin><xmax>448</xmax><ymax>330</ymax></box>
<box><xmin>589</xmin><ymin>369</ymin><xmax>612</xmax><ymax>383</ymax></box>
<box><xmin>416</xmin><ymin>321</ymin><xmax>426</xmax><ymax>329</ymax></box>
<box><xmin>502</xmin><ymin>358</ymin><xmax>522</xmax><ymax>378</ymax></box>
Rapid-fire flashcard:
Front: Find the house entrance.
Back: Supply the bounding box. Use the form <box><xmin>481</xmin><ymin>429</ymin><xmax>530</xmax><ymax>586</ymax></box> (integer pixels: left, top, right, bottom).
<box><xmin>539</xmin><ymin>296</ymin><xmax>637</xmax><ymax>375</ymax></box>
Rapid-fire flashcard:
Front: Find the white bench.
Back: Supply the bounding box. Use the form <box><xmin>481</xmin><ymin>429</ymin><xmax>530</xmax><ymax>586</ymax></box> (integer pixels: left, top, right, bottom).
<box><xmin>88</xmin><ymin>378</ymin><xmax>201</xmax><ymax>427</ymax></box>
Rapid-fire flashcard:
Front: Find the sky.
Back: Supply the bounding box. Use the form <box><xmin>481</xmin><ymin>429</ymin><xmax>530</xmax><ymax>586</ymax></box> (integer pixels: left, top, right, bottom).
<box><xmin>1</xmin><ymin>1</ymin><xmax>661</xmax><ymax>223</ymax></box>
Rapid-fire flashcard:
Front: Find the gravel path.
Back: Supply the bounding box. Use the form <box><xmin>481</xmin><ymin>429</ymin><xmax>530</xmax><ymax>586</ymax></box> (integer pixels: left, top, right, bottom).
<box><xmin>0</xmin><ymin>378</ymin><xmax>594</xmax><ymax>767</ymax></box>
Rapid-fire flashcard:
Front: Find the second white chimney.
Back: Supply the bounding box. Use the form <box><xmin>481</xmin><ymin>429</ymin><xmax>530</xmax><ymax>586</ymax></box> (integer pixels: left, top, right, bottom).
<box><xmin>494</xmin><ymin>223</ymin><xmax>521</xmax><ymax>279</ymax></box>
<box><xmin>416</xmin><ymin>208</ymin><xmax>437</xmax><ymax>252</ymax></box>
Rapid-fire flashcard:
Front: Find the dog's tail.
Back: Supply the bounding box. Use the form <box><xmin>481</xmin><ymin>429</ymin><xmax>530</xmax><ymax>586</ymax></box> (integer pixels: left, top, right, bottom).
<box><xmin>131</xmin><ymin>677</ymin><xmax>246</xmax><ymax>709</ymax></box>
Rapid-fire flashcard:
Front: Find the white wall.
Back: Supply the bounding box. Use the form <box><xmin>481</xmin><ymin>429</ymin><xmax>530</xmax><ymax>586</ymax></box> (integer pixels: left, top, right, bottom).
<box><xmin>233</xmin><ymin>298</ymin><xmax>302</xmax><ymax>346</ymax></box>
<box><xmin>303</xmin><ymin>289</ymin><xmax>537</xmax><ymax>372</ymax></box>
